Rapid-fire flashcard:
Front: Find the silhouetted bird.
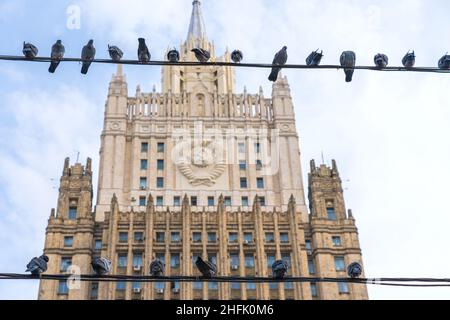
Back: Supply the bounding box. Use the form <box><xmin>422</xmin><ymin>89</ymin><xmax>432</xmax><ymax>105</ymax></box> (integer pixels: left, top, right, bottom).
<box><xmin>438</xmin><ymin>53</ymin><xmax>450</xmax><ymax>70</ymax></box>
<box><xmin>402</xmin><ymin>50</ymin><xmax>415</xmax><ymax>68</ymax></box>
<box><xmin>195</xmin><ymin>256</ymin><xmax>216</xmax><ymax>278</ymax></box>
<box><xmin>108</xmin><ymin>45</ymin><xmax>123</xmax><ymax>61</ymax></box>
<box><xmin>48</xmin><ymin>40</ymin><xmax>65</xmax><ymax>73</ymax></box>
<box><xmin>81</xmin><ymin>39</ymin><xmax>96</xmax><ymax>74</ymax></box>
<box><xmin>91</xmin><ymin>257</ymin><xmax>112</xmax><ymax>275</ymax></box>
<box><xmin>340</xmin><ymin>51</ymin><xmax>356</xmax><ymax>82</ymax></box>
<box><xmin>272</xmin><ymin>260</ymin><xmax>288</xmax><ymax>279</ymax></box>
<box><xmin>347</xmin><ymin>262</ymin><xmax>363</xmax><ymax>278</ymax></box>
<box><xmin>191</xmin><ymin>48</ymin><xmax>211</xmax><ymax>62</ymax></box>
<box><xmin>138</xmin><ymin>38</ymin><xmax>151</xmax><ymax>62</ymax></box>
<box><xmin>306</xmin><ymin>49</ymin><xmax>323</xmax><ymax>66</ymax></box>
<box><xmin>231</xmin><ymin>50</ymin><xmax>243</xmax><ymax>63</ymax></box>
<box><xmin>167</xmin><ymin>48</ymin><xmax>180</xmax><ymax>62</ymax></box>
<box><xmin>374</xmin><ymin>53</ymin><xmax>388</xmax><ymax>69</ymax></box>
<box><xmin>268</xmin><ymin>46</ymin><xmax>288</xmax><ymax>82</ymax></box>
<box><xmin>150</xmin><ymin>259</ymin><xmax>165</xmax><ymax>276</ymax></box>
<box><xmin>22</xmin><ymin>42</ymin><xmax>38</xmax><ymax>58</ymax></box>
<box><xmin>25</xmin><ymin>255</ymin><xmax>49</xmax><ymax>275</ymax></box>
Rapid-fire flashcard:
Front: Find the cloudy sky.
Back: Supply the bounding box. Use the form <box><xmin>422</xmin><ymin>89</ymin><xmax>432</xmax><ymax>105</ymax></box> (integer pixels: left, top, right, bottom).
<box><xmin>0</xmin><ymin>0</ymin><xmax>449</xmax><ymax>300</ymax></box>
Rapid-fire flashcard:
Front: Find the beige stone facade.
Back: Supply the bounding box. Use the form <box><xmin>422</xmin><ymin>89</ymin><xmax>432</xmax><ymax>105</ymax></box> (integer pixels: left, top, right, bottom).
<box><xmin>38</xmin><ymin>0</ymin><xmax>368</xmax><ymax>300</ymax></box>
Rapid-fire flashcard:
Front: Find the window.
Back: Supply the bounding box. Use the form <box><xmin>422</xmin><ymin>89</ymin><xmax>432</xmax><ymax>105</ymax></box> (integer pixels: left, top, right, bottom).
<box><xmin>267</xmin><ymin>254</ymin><xmax>275</xmax><ymax>268</ymax></box>
<box><xmin>311</xmin><ymin>283</ymin><xmax>318</xmax><ymax>297</ymax></box>
<box><xmin>241</xmin><ymin>196</ymin><xmax>249</xmax><ymax>206</ymax></box>
<box><xmin>171</xmin><ymin>232</ymin><xmax>181</xmax><ymax>243</ymax></box>
<box><xmin>173</xmin><ymin>196</ymin><xmax>181</xmax><ymax>206</ymax></box>
<box><xmin>244</xmin><ymin>254</ymin><xmax>254</xmax><ymax>268</ymax></box>
<box><xmin>338</xmin><ymin>282</ymin><xmax>349</xmax><ymax>293</ymax></box>
<box><xmin>140</xmin><ymin>159</ymin><xmax>148</xmax><ymax>170</ymax></box>
<box><xmin>238</xmin><ymin>142</ymin><xmax>245</xmax><ymax>153</ymax></box>
<box><xmin>244</xmin><ymin>232</ymin><xmax>253</xmax><ymax>243</ymax></box>
<box><xmin>193</xmin><ymin>282</ymin><xmax>202</xmax><ymax>290</ymax></box>
<box><xmin>155</xmin><ymin>253</ymin><xmax>165</xmax><ymax>264</ymax></box>
<box><xmin>259</xmin><ymin>196</ymin><xmax>266</xmax><ymax>206</ymax></box>
<box><xmin>192</xmin><ymin>232</ymin><xmax>201</xmax><ymax>243</ymax></box>
<box><xmin>207</xmin><ymin>232</ymin><xmax>216</xmax><ymax>243</ymax></box>
<box><xmin>207</xmin><ymin>196</ymin><xmax>215</xmax><ymax>206</ymax></box>
<box><xmin>254</xmin><ymin>142</ymin><xmax>261</xmax><ymax>153</ymax></box>
<box><xmin>157</xmin><ymin>159</ymin><xmax>164</xmax><ymax>170</ymax></box>
<box><xmin>117</xmin><ymin>254</ymin><xmax>127</xmax><ymax>268</ymax></box>
<box><xmin>155</xmin><ymin>282</ymin><xmax>164</xmax><ymax>290</ymax></box>
<box><xmin>68</xmin><ymin>207</ymin><xmax>77</xmax><ymax>220</ymax></box>
<box><xmin>170</xmin><ymin>253</ymin><xmax>180</xmax><ymax>268</ymax></box>
<box><xmin>332</xmin><ymin>236</ymin><xmax>342</xmax><ymax>246</ymax></box>
<box><xmin>58</xmin><ymin>280</ymin><xmax>69</xmax><ymax>295</ymax></box>
<box><xmin>141</xmin><ymin>142</ymin><xmax>148</xmax><ymax>153</ymax></box>
<box><xmin>285</xmin><ymin>282</ymin><xmax>294</xmax><ymax>290</ymax></box>
<box><xmin>60</xmin><ymin>257</ymin><xmax>72</xmax><ymax>272</ymax></box>
<box><xmin>156</xmin><ymin>177</ymin><xmax>164</xmax><ymax>188</ymax></box>
<box><xmin>230</xmin><ymin>253</ymin><xmax>239</xmax><ymax>267</ymax></box>
<box><xmin>240</xmin><ymin>177</ymin><xmax>247</xmax><ymax>188</ymax></box>
<box><xmin>156</xmin><ymin>196</ymin><xmax>163</xmax><ymax>206</ymax></box>
<box><xmin>256</xmin><ymin>159</ymin><xmax>262</xmax><ymax>170</ymax></box>
<box><xmin>224</xmin><ymin>197</ymin><xmax>232</xmax><ymax>206</ymax></box>
<box><xmin>134</xmin><ymin>232</ymin><xmax>144</xmax><ymax>242</ymax></box>
<box><xmin>139</xmin><ymin>196</ymin><xmax>146</xmax><ymax>206</ymax></box>
<box><xmin>239</xmin><ymin>160</ymin><xmax>246</xmax><ymax>170</ymax></box>
<box><xmin>208</xmin><ymin>282</ymin><xmax>218</xmax><ymax>290</ymax></box>
<box><xmin>308</xmin><ymin>259</ymin><xmax>315</xmax><ymax>274</ymax></box>
<box><xmin>156</xmin><ymin>232</ymin><xmax>165</xmax><ymax>243</ymax></box>
<box><xmin>265</xmin><ymin>232</ymin><xmax>274</xmax><ymax>243</ymax></box>
<box><xmin>269</xmin><ymin>282</ymin><xmax>278</xmax><ymax>290</ymax></box>
<box><xmin>64</xmin><ymin>236</ymin><xmax>73</xmax><ymax>247</ymax></box>
<box><xmin>246</xmin><ymin>283</ymin><xmax>256</xmax><ymax>290</ymax></box>
<box><xmin>157</xmin><ymin>142</ymin><xmax>165</xmax><ymax>153</ymax></box>
<box><xmin>91</xmin><ymin>282</ymin><xmax>99</xmax><ymax>299</ymax></box>
<box><xmin>133</xmin><ymin>253</ymin><xmax>143</xmax><ymax>268</ymax></box>
<box><xmin>94</xmin><ymin>239</ymin><xmax>102</xmax><ymax>250</ymax></box>
<box><xmin>191</xmin><ymin>196</ymin><xmax>197</xmax><ymax>206</ymax></box>
<box><xmin>256</xmin><ymin>177</ymin><xmax>264</xmax><ymax>189</ymax></box>
<box><xmin>140</xmin><ymin>177</ymin><xmax>147</xmax><ymax>189</ymax></box>
<box><xmin>280</xmin><ymin>232</ymin><xmax>289</xmax><ymax>243</ymax></box>
<box><xmin>327</xmin><ymin>207</ymin><xmax>337</xmax><ymax>220</ymax></box>
<box><xmin>228</xmin><ymin>232</ymin><xmax>238</xmax><ymax>243</ymax></box>
<box><xmin>305</xmin><ymin>240</ymin><xmax>312</xmax><ymax>253</ymax></box>
<box><xmin>119</xmin><ymin>232</ymin><xmax>128</xmax><ymax>243</ymax></box>
<box><xmin>231</xmin><ymin>282</ymin><xmax>240</xmax><ymax>290</ymax></box>
<box><xmin>116</xmin><ymin>281</ymin><xmax>126</xmax><ymax>291</ymax></box>
<box><xmin>334</xmin><ymin>256</ymin><xmax>346</xmax><ymax>271</ymax></box>
<box><xmin>132</xmin><ymin>282</ymin><xmax>141</xmax><ymax>290</ymax></box>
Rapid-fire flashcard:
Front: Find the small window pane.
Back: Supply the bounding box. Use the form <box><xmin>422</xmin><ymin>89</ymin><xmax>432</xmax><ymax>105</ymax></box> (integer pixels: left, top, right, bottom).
<box><xmin>192</xmin><ymin>232</ymin><xmax>201</xmax><ymax>243</ymax></box>
<box><xmin>68</xmin><ymin>207</ymin><xmax>77</xmax><ymax>220</ymax></box>
<box><xmin>157</xmin><ymin>143</ymin><xmax>165</xmax><ymax>153</ymax></box>
<box><xmin>64</xmin><ymin>236</ymin><xmax>73</xmax><ymax>247</ymax></box>
<box><xmin>140</xmin><ymin>159</ymin><xmax>148</xmax><ymax>170</ymax></box>
<box><xmin>141</xmin><ymin>142</ymin><xmax>148</xmax><ymax>152</ymax></box>
<box><xmin>241</xmin><ymin>196</ymin><xmax>249</xmax><ymax>206</ymax></box>
<box><xmin>334</xmin><ymin>256</ymin><xmax>346</xmax><ymax>271</ymax></box>
<box><xmin>265</xmin><ymin>232</ymin><xmax>274</xmax><ymax>243</ymax></box>
<box><xmin>117</xmin><ymin>254</ymin><xmax>127</xmax><ymax>268</ymax></box>
<box><xmin>171</xmin><ymin>232</ymin><xmax>181</xmax><ymax>242</ymax></box>
<box><xmin>58</xmin><ymin>280</ymin><xmax>69</xmax><ymax>294</ymax></box>
<box><xmin>207</xmin><ymin>232</ymin><xmax>216</xmax><ymax>243</ymax></box>
<box><xmin>229</xmin><ymin>232</ymin><xmax>238</xmax><ymax>243</ymax></box>
<box><xmin>280</xmin><ymin>232</ymin><xmax>289</xmax><ymax>243</ymax></box>
<box><xmin>240</xmin><ymin>177</ymin><xmax>247</xmax><ymax>188</ymax></box>
<box><xmin>311</xmin><ymin>283</ymin><xmax>318</xmax><ymax>297</ymax></box>
<box><xmin>338</xmin><ymin>281</ymin><xmax>349</xmax><ymax>293</ymax></box>
<box><xmin>239</xmin><ymin>160</ymin><xmax>246</xmax><ymax>170</ymax></box>
<box><xmin>157</xmin><ymin>159</ymin><xmax>164</xmax><ymax>170</ymax></box>
<box><xmin>156</xmin><ymin>232</ymin><xmax>165</xmax><ymax>242</ymax></box>
<box><xmin>207</xmin><ymin>196</ymin><xmax>215</xmax><ymax>206</ymax></box>
<box><xmin>332</xmin><ymin>236</ymin><xmax>342</xmax><ymax>246</ymax></box>
<box><xmin>139</xmin><ymin>197</ymin><xmax>146</xmax><ymax>206</ymax></box>
<box><xmin>119</xmin><ymin>232</ymin><xmax>128</xmax><ymax>243</ymax></box>
<box><xmin>173</xmin><ymin>196</ymin><xmax>181</xmax><ymax>206</ymax></box>
<box><xmin>327</xmin><ymin>207</ymin><xmax>337</xmax><ymax>220</ymax></box>
<box><xmin>156</xmin><ymin>177</ymin><xmax>164</xmax><ymax>188</ymax></box>
<box><xmin>256</xmin><ymin>178</ymin><xmax>264</xmax><ymax>189</ymax></box>
<box><xmin>94</xmin><ymin>240</ymin><xmax>102</xmax><ymax>250</ymax></box>
<box><xmin>156</xmin><ymin>196</ymin><xmax>163</xmax><ymax>206</ymax></box>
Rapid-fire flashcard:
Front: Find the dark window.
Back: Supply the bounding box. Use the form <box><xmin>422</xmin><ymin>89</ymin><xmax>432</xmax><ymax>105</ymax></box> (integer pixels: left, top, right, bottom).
<box><xmin>265</xmin><ymin>232</ymin><xmax>274</xmax><ymax>243</ymax></box>
<box><xmin>192</xmin><ymin>232</ymin><xmax>201</xmax><ymax>243</ymax></box>
<box><xmin>230</xmin><ymin>254</ymin><xmax>239</xmax><ymax>267</ymax></box>
<box><xmin>68</xmin><ymin>207</ymin><xmax>77</xmax><ymax>220</ymax></box>
<box><xmin>308</xmin><ymin>259</ymin><xmax>315</xmax><ymax>274</ymax></box>
<box><xmin>116</xmin><ymin>281</ymin><xmax>126</xmax><ymax>291</ymax></box>
<box><xmin>119</xmin><ymin>232</ymin><xmax>128</xmax><ymax>243</ymax></box>
<box><xmin>256</xmin><ymin>177</ymin><xmax>264</xmax><ymax>189</ymax></box>
<box><xmin>139</xmin><ymin>177</ymin><xmax>147</xmax><ymax>189</ymax></box>
<box><xmin>259</xmin><ymin>196</ymin><xmax>266</xmax><ymax>206</ymax></box>
<box><xmin>117</xmin><ymin>254</ymin><xmax>127</xmax><ymax>268</ymax></box>
<box><xmin>156</xmin><ymin>177</ymin><xmax>164</xmax><ymax>188</ymax></box>
<box><xmin>60</xmin><ymin>257</ymin><xmax>72</xmax><ymax>272</ymax></box>
<box><xmin>171</xmin><ymin>232</ymin><xmax>181</xmax><ymax>243</ymax></box>
<box><xmin>64</xmin><ymin>236</ymin><xmax>73</xmax><ymax>247</ymax></box>
<box><xmin>241</xmin><ymin>196</ymin><xmax>249</xmax><ymax>206</ymax></box>
<box><xmin>256</xmin><ymin>159</ymin><xmax>262</xmax><ymax>170</ymax></box>
<box><xmin>240</xmin><ymin>177</ymin><xmax>247</xmax><ymax>188</ymax></box>
<box><xmin>91</xmin><ymin>282</ymin><xmax>99</xmax><ymax>299</ymax></box>
<box><xmin>245</xmin><ymin>254</ymin><xmax>254</xmax><ymax>268</ymax></box>
<box><xmin>327</xmin><ymin>207</ymin><xmax>337</xmax><ymax>220</ymax></box>
<box><xmin>244</xmin><ymin>232</ymin><xmax>253</xmax><ymax>243</ymax></box>
<box><xmin>94</xmin><ymin>239</ymin><xmax>102</xmax><ymax>250</ymax></box>
<box><xmin>140</xmin><ymin>159</ymin><xmax>148</xmax><ymax>170</ymax></box>
<box><xmin>207</xmin><ymin>196</ymin><xmax>215</xmax><ymax>206</ymax></box>
<box><xmin>171</xmin><ymin>253</ymin><xmax>180</xmax><ymax>268</ymax></box>
<box><xmin>207</xmin><ymin>232</ymin><xmax>216</xmax><ymax>243</ymax></box>
<box><xmin>311</xmin><ymin>283</ymin><xmax>318</xmax><ymax>297</ymax></box>
<box><xmin>134</xmin><ymin>232</ymin><xmax>144</xmax><ymax>242</ymax></box>
<box><xmin>338</xmin><ymin>282</ymin><xmax>349</xmax><ymax>293</ymax></box>
<box><xmin>157</xmin><ymin>142</ymin><xmax>165</xmax><ymax>153</ymax></box>
<box><xmin>133</xmin><ymin>253</ymin><xmax>143</xmax><ymax>268</ymax></box>
<box><xmin>141</xmin><ymin>142</ymin><xmax>148</xmax><ymax>153</ymax></box>
<box><xmin>139</xmin><ymin>196</ymin><xmax>146</xmax><ymax>206</ymax></box>
<box><xmin>239</xmin><ymin>160</ymin><xmax>246</xmax><ymax>170</ymax></box>
<box><xmin>156</xmin><ymin>232</ymin><xmax>165</xmax><ymax>243</ymax></box>
<box><xmin>332</xmin><ymin>236</ymin><xmax>342</xmax><ymax>246</ymax></box>
<box><xmin>334</xmin><ymin>256</ymin><xmax>346</xmax><ymax>271</ymax></box>
<box><xmin>254</xmin><ymin>142</ymin><xmax>261</xmax><ymax>153</ymax></box>
<box><xmin>157</xmin><ymin>159</ymin><xmax>164</xmax><ymax>170</ymax></box>
<box><xmin>238</xmin><ymin>143</ymin><xmax>245</xmax><ymax>153</ymax></box>
<box><xmin>267</xmin><ymin>253</ymin><xmax>276</xmax><ymax>268</ymax></box>
<box><xmin>58</xmin><ymin>280</ymin><xmax>69</xmax><ymax>295</ymax></box>
<box><xmin>280</xmin><ymin>232</ymin><xmax>289</xmax><ymax>243</ymax></box>
<box><xmin>191</xmin><ymin>196</ymin><xmax>197</xmax><ymax>206</ymax></box>
<box><xmin>228</xmin><ymin>232</ymin><xmax>238</xmax><ymax>243</ymax></box>
<box><xmin>224</xmin><ymin>196</ymin><xmax>232</xmax><ymax>206</ymax></box>
<box><xmin>173</xmin><ymin>196</ymin><xmax>181</xmax><ymax>206</ymax></box>
<box><xmin>156</xmin><ymin>196</ymin><xmax>163</xmax><ymax>206</ymax></box>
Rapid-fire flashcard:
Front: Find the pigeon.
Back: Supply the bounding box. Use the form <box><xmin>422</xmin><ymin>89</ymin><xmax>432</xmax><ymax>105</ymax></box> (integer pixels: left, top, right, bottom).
<box><xmin>402</xmin><ymin>50</ymin><xmax>415</xmax><ymax>68</ymax></box>
<box><xmin>340</xmin><ymin>51</ymin><xmax>356</xmax><ymax>82</ymax></box>
<box><xmin>231</xmin><ymin>50</ymin><xmax>243</xmax><ymax>63</ymax></box>
<box><xmin>195</xmin><ymin>256</ymin><xmax>216</xmax><ymax>278</ymax></box>
<box><xmin>438</xmin><ymin>53</ymin><xmax>450</xmax><ymax>70</ymax></box>
<box><xmin>91</xmin><ymin>257</ymin><xmax>112</xmax><ymax>275</ymax></box>
<box><xmin>347</xmin><ymin>262</ymin><xmax>363</xmax><ymax>278</ymax></box>
<box><xmin>25</xmin><ymin>255</ymin><xmax>49</xmax><ymax>275</ymax></box>
<box><xmin>137</xmin><ymin>38</ymin><xmax>151</xmax><ymax>62</ymax></box>
<box><xmin>306</xmin><ymin>49</ymin><xmax>323</xmax><ymax>66</ymax></box>
<box><xmin>22</xmin><ymin>42</ymin><xmax>38</xmax><ymax>59</ymax></box>
<box><xmin>108</xmin><ymin>45</ymin><xmax>123</xmax><ymax>61</ymax></box>
<box><xmin>48</xmin><ymin>40</ymin><xmax>65</xmax><ymax>73</ymax></box>
<box><xmin>191</xmin><ymin>48</ymin><xmax>211</xmax><ymax>63</ymax></box>
<box><xmin>272</xmin><ymin>260</ymin><xmax>288</xmax><ymax>279</ymax></box>
<box><xmin>374</xmin><ymin>53</ymin><xmax>388</xmax><ymax>69</ymax></box>
<box><xmin>268</xmin><ymin>46</ymin><xmax>288</xmax><ymax>82</ymax></box>
<box><xmin>167</xmin><ymin>48</ymin><xmax>180</xmax><ymax>62</ymax></box>
<box><xmin>81</xmin><ymin>39</ymin><xmax>96</xmax><ymax>74</ymax></box>
<box><xmin>149</xmin><ymin>259</ymin><xmax>165</xmax><ymax>276</ymax></box>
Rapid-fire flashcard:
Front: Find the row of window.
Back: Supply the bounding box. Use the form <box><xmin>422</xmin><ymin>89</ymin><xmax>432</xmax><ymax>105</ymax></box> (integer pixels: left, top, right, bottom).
<box><xmin>137</xmin><ymin>195</ymin><xmax>266</xmax><ymax>207</ymax></box>
<box><xmin>141</xmin><ymin>142</ymin><xmax>165</xmax><ymax>153</ymax></box>
<box><xmin>139</xmin><ymin>177</ymin><xmax>265</xmax><ymax>190</ymax></box>
<box><xmin>140</xmin><ymin>142</ymin><xmax>262</xmax><ymax>154</ymax></box>
<box><xmin>139</xmin><ymin>159</ymin><xmax>165</xmax><ymax>170</ymax></box>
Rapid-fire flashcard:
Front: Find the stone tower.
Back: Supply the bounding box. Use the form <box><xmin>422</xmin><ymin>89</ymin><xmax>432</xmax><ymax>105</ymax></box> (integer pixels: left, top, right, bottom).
<box><xmin>38</xmin><ymin>0</ymin><xmax>368</xmax><ymax>300</ymax></box>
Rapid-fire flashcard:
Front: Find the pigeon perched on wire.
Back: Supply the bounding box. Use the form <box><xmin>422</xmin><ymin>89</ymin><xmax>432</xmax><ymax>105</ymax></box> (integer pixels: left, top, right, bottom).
<box><xmin>231</xmin><ymin>50</ymin><xmax>243</xmax><ymax>63</ymax></box>
<box><xmin>150</xmin><ymin>259</ymin><xmax>165</xmax><ymax>276</ymax></box>
<box><xmin>108</xmin><ymin>45</ymin><xmax>123</xmax><ymax>62</ymax></box>
<box><xmin>81</xmin><ymin>39</ymin><xmax>96</xmax><ymax>74</ymax></box>
<box><xmin>347</xmin><ymin>262</ymin><xmax>363</xmax><ymax>278</ymax></box>
<box><xmin>195</xmin><ymin>256</ymin><xmax>216</xmax><ymax>278</ymax></box>
<box><xmin>438</xmin><ymin>53</ymin><xmax>450</xmax><ymax>70</ymax></box>
<box><xmin>167</xmin><ymin>48</ymin><xmax>180</xmax><ymax>62</ymax></box>
<box><xmin>25</xmin><ymin>255</ymin><xmax>49</xmax><ymax>275</ymax></box>
<box><xmin>22</xmin><ymin>42</ymin><xmax>38</xmax><ymax>59</ymax></box>
<box><xmin>306</xmin><ymin>49</ymin><xmax>323</xmax><ymax>66</ymax></box>
<box><xmin>91</xmin><ymin>257</ymin><xmax>112</xmax><ymax>275</ymax></box>
<box><xmin>374</xmin><ymin>53</ymin><xmax>388</xmax><ymax>69</ymax></box>
<box><xmin>191</xmin><ymin>48</ymin><xmax>211</xmax><ymax>63</ymax></box>
<box><xmin>138</xmin><ymin>38</ymin><xmax>151</xmax><ymax>62</ymax></box>
<box><xmin>272</xmin><ymin>260</ymin><xmax>288</xmax><ymax>279</ymax></box>
<box><xmin>402</xmin><ymin>50</ymin><xmax>415</xmax><ymax>68</ymax></box>
<box><xmin>268</xmin><ymin>46</ymin><xmax>288</xmax><ymax>82</ymax></box>
<box><xmin>340</xmin><ymin>51</ymin><xmax>356</xmax><ymax>82</ymax></box>
<box><xmin>48</xmin><ymin>40</ymin><xmax>65</xmax><ymax>73</ymax></box>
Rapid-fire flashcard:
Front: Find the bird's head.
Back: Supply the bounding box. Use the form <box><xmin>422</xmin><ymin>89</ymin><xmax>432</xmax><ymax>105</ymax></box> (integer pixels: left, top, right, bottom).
<box><xmin>41</xmin><ymin>255</ymin><xmax>49</xmax><ymax>262</ymax></box>
<box><xmin>138</xmin><ymin>38</ymin><xmax>145</xmax><ymax>43</ymax></box>
<box><xmin>56</xmin><ymin>40</ymin><xmax>62</xmax><ymax>44</ymax></box>
<box><xmin>282</xmin><ymin>46</ymin><xmax>287</xmax><ymax>50</ymax></box>
<box><xmin>191</xmin><ymin>48</ymin><xmax>200</xmax><ymax>54</ymax></box>
<box><xmin>88</xmin><ymin>39</ymin><xmax>94</xmax><ymax>45</ymax></box>
<box><xmin>196</xmin><ymin>256</ymin><xmax>203</xmax><ymax>263</ymax></box>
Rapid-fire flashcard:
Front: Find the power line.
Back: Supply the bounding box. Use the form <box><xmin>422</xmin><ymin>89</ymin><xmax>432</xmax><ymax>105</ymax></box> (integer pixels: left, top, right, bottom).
<box><xmin>1</xmin><ymin>55</ymin><xmax>450</xmax><ymax>73</ymax></box>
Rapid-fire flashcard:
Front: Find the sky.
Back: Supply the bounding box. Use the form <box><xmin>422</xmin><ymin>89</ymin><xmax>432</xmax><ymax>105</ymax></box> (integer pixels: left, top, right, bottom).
<box><xmin>0</xmin><ymin>0</ymin><xmax>450</xmax><ymax>300</ymax></box>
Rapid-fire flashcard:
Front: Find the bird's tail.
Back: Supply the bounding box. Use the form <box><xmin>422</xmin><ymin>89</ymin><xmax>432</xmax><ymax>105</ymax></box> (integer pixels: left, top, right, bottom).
<box><xmin>345</xmin><ymin>70</ymin><xmax>354</xmax><ymax>82</ymax></box>
<box><xmin>48</xmin><ymin>61</ymin><xmax>60</xmax><ymax>73</ymax></box>
<box><xmin>81</xmin><ymin>63</ymin><xmax>91</xmax><ymax>75</ymax></box>
<box><xmin>268</xmin><ymin>68</ymin><xmax>280</xmax><ymax>82</ymax></box>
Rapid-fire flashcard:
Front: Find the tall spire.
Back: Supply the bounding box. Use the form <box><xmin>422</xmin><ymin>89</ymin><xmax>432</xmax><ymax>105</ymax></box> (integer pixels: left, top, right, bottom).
<box><xmin>187</xmin><ymin>0</ymin><xmax>207</xmax><ymax>42</ymax></box>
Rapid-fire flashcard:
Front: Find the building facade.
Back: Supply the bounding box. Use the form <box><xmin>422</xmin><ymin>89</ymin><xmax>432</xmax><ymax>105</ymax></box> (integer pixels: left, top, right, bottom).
<box><xmin>38</xmin><ymin>0</ymin><xmax>368</xmax><ymax>300</ymax></box>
